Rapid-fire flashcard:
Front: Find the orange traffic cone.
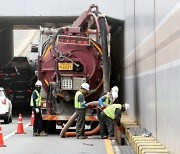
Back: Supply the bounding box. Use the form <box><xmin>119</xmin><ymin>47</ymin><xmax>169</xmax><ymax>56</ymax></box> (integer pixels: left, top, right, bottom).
<box><xmin>15</xmin><ymin>114</ymin><xmax>26</xmax><ymax>134</ymax></box>
<box><xmin>0</xmin><ymin>124</ymin><xmax>6</xmax><ymax>147</ymax></box>
<box><xmin>29</xmin><ymin>111</ymin><xmax>34</xmax><ymax>126</ymax></box>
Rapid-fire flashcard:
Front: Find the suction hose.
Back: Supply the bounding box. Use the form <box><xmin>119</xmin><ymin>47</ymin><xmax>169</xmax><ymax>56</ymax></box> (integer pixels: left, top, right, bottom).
<box><xmin>51</xmin><ymin>28</ymin><xmax>63</xmax><ymax>54</ymax></box>
<box><xmin>60</xmin><ymin>101</ymin><xmax>109</xmax><ymax>137</ymax></box>
<box><xmin>65</xmin><ymin>124</ymin><xmax>100</xmax><ymax>137</ymax></box>
<box><xmin>99</xmin><ymin>16</ymin><xmax>110</xmax><ymax>93</ymax></box>
<box><xmin>60</xmin><ymin>112</ymin><xmax>77</xmax><ymax>138</ymax></box>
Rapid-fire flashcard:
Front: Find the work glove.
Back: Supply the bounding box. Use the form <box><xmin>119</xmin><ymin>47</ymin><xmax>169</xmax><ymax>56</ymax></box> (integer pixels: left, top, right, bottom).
<box><xmin>85</xmin><ymin>104</ymin><xmax>91</xmax><ymax>108</ymax></box>
<box><xmin>117</xmin><ymin>125</ymin><xmax>123</xmax><ymax>131</ymax></box>
<box><xmin>82</xmin><ymin>103</ymin><xmax>87</xmax><ymax>107</ymax></box>
<box><xmin>35</xmin><ymin>108</ymin><xmax>40</xmax><ymax>113</ymax></box>
<box><xmin>101</xmin><ymin>106</ymin><xmax>106</xmax><ymax>110</ymax></box>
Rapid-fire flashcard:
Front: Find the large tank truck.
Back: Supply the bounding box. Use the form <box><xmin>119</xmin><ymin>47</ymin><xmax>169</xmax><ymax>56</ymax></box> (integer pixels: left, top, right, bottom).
<box><xmin>37</xmin><ymin>4</ymin><xmax>111</xmax><ymax>133</ymax></box>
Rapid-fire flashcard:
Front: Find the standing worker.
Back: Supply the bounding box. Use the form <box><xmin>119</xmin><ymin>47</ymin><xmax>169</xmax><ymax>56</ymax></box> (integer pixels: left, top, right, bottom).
<box><xmin>74</xmin><ymin>82</ymin><xmax>90</xmax><ymax>139</ymax></box>
<box><xmin>97</xmin><ymin>91</ymin><xmax>118</xmax><ymax>138</ymax></box>
<box><xmin>30</xmin><ymin>80</ymin><xmax>47</xmax><ymax>136</ymax></box>
<box><xmin>101</xmin><ymin>103</ymin><xmax>130</xmax><ymax>139</ymax></box>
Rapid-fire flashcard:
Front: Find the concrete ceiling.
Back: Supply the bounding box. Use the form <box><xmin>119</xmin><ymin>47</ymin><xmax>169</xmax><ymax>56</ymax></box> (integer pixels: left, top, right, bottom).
<box><xmin>0</xmin><ymin>16</ymin><xmax>124</xmax><ymax>36</ymax></box>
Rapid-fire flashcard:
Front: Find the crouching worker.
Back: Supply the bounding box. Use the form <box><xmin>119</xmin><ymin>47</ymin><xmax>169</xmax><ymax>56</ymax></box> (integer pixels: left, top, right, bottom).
<box><xmin>30</xmin><ymin>80</ymin><xmax>47</xmax><ymax>136</ymax></box>
<box><xmin>100</xmin><ymin>103</ymin><xmax>130</xmax><ymax>139</ymax></box>
<box><xmin>74</xmin><ymin>82</ymin><xmax>90</xmax><ymax>139</ymax></box>
<box><xmin>98</xmin><ymin>91</ymin><xmax>118</xmax><ymax>139</ymax></box>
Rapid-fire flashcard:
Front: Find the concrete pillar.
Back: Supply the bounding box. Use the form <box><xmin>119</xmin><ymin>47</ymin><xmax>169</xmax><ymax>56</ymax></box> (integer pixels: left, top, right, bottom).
<box><xmin>0</xmin><ymin>28</ymin><xmax>14</xmax><ymax>67</ymax></box>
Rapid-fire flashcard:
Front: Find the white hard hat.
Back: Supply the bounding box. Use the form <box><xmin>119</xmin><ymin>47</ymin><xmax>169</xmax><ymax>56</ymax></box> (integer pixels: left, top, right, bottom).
<box><xmin>124</xmin><ymin>103</ymin><xmax>130</xmax><ymax>111</ymax></box>
<box><xmin>35</xmin><ymin>80</ymin><xmax>42</xmax><ymax>86</ymax></box>
<box><xmin>111</xmin><ymin>86</ymin><xmax>119</xmax><ymax>93</ymax></box>
<box><xmin>112</xmin><ymin>91</ymin><xmax>118</xmax><ymax>100</ymax></box>
<box><xmin>81</xmin><ymin>82</ymin><xmax>90</xmax><ymax>91</ymax></box>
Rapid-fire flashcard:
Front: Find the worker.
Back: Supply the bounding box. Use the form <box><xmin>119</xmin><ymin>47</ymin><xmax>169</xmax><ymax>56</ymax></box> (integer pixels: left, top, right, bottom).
<box><xmin>74</xmin><ymin>82</ymin><xmax>90</xmax><ymax>139</ymax></box>
<box><xmin>111</xmin><ymin>86</ymin><xmax>119</xmax><ymax>93</ymax></box>
<box><xmin>111</xmin><ymin>86</ymin><xmax>119</xmax><ymax>103</ymax></box>
<box><xmin>100</xmin><ymin>103</ymin><xmax>130</xmax><ymax>139</ymax></box>
<box><xmin>97</xmin><ymin>91</ymin><xmax>118</xmax><ymax>139</ymax></box>
<box><xmin>30</xmin><ymin>80</ymin><xmax>47</xmax><ymax>136</ymax></box>
<box><xmin>98</xmin><ymin>91</ymin><xmax>118</xmax><ymax>108</ymax></box>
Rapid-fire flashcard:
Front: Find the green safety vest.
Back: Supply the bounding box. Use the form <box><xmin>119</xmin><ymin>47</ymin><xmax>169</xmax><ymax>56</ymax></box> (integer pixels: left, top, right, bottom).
<box><xmin>98</xmin><ymin>94</ymin><xmax>113</xmax><ymax>108</ymax></box>
<box><xmin>30</xmin><ymin>90</ymin><xmax>42</xmax><ymax>107</ymax></box>
<box><xmin>74</xmin><ymin>91</ymin><xmax>85</xmax><ymax>109</ymax></box>
<box><xmin>105</xmin><ymin>94</ymin><xmax>113</xmax><ymax>105</ymax></box>
<box><xmin>103</xmin><ymin>104</ymin><xmax>122</xmax><ymax>119</ymax></box>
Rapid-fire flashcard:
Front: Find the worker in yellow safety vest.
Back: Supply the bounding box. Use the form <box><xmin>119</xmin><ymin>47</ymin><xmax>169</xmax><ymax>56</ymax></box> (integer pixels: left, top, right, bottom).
<box><xmin>30</xmin><ymin>80</ymin><xmax>47</xmax><ymax>136</ymax></box>
<box><xmin>97</xmin><ymin>90</ymin><xmax>118</xmax><ymax>139</ymax></box>
<box><xmin>101</xmin><ymin>103</ymin><xmax>130</xmax><ymax>139</ymax></box>
<box><xmin>74</xmin><ymin>82</ymin><xmax>90</xmax><ymax>139</ymax></box>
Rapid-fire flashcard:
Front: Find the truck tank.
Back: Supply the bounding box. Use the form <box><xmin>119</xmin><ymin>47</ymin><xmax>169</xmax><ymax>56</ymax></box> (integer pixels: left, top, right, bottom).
<box><xmin>37</xmin><ymin>4</ymin><xmax>111</xmax><ymax>133</ymax></box>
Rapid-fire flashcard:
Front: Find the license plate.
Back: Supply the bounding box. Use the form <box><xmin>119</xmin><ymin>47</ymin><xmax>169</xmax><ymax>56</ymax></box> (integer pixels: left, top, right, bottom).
<box><xmin>4</xmin><ymin>77</ymin><xmax>11</xmax><ymax>80</ymax></box>
<box><xmin>58</xmin><ymin>63</ymin><xmax>73</xmax><ymax>70</ymax></box>
<box><xmin>16</xmin><ymin>96</ymin><xmax>24</xmax><ymax>98</ymax></box>
<box><xmin>42</xmin><ymin>102</ymin><xmax>46</xmax><ymax>108</ymax></box>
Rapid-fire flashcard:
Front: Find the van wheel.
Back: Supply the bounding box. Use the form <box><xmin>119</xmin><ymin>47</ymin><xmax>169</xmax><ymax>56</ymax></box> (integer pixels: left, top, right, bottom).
<box><xmin>9</xmin><ymin>116</ymin><xmax>12</xmax><ymax>123</ymax></box>
<box><xmin>4</xmin><ymin>116</ymin><xmax>9</xmax><ymax>124</ymax></box>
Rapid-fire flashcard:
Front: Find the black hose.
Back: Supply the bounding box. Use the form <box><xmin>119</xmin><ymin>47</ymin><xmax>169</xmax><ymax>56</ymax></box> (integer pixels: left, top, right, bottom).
<box><xmin>51</xmin><ymin>28</ymin><xmax>64</xmax><ymax>83</ymax></box>
<box><xmin>41</xmin><ymin>39</ymin><xmax>50</xmax><ymax>55</ymax></box>
<box><xmin>98</xmin><ymin>17</ymin><xmax>110</xmax><ymax>93</ymax></box>
<box><xmin>51</xmin><ymin>28</ymin><xmax>64</xmax><ymax>55</ymax></box>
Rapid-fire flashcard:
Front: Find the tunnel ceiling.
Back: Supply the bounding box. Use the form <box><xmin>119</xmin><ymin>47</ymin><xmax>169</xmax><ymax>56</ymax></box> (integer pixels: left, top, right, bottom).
<box><xmin>0</xmin><ymin>16</ymin><xmax>124</xmax><ymax>35</ymax></box>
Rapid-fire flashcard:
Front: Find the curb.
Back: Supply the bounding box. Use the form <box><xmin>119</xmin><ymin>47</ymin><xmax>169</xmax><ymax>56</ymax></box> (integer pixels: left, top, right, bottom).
<box><xmin>121</xmin><ymin>114</ymin><xmax>169</xmax><ymax>154</ymax></box>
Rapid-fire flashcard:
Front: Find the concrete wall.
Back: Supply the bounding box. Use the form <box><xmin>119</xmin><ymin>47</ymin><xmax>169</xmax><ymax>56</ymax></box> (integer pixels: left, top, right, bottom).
<box><xmin>124</xmin><ymin>0</ymin><xmax>180</xmax><ymax>153</ymax></box>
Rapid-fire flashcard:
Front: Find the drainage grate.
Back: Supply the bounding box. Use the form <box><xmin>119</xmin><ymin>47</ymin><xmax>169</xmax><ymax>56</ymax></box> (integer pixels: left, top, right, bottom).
<box><xmin>119</xmin><ymin>146</ymin><xmax>136</xmax><ymax>154</ymax></box>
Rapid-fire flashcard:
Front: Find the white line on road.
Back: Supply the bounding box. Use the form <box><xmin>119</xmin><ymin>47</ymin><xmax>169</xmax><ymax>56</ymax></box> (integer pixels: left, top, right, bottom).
<box><xmin>4</xmin><ymin>122</ymin><xmax>30</xmax><ymax>140</ymax></box>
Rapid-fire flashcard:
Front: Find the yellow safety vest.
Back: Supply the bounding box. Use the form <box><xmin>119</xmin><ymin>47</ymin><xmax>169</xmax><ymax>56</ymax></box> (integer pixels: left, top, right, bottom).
<box><xmin>74</xmin><ymin>91</ymin><xmax>85</xmax><ymax>109</ymax></box>
<box><xmin>98</xmin><ymin>93</ymin><xmax>113</xmax><ymax>108</ymax></box>
<box><xmin>103</xmin><ymin>104</ymin><xmax>122</xmax><ymax>119</ymax></box>
<box><xmin>30</xmin><ymin>90</ymin><xmax>41</xmax><ymax>107</ymax></box>
<box><xmin>105</xmin><ymin>94</ymin><xmax>113</xmax><ymax>105</ymax></box>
